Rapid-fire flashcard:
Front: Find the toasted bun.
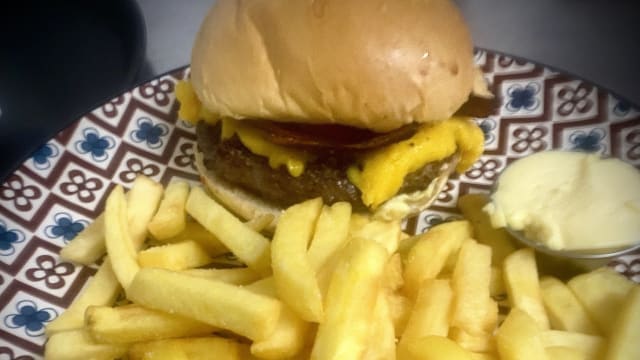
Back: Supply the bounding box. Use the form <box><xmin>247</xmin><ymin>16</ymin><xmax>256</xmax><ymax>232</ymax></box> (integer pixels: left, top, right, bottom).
<box><xmin>194</xmin><ymin>145</ymin><xmax>458</xmax><ymax>229</ymax></box>
<box><xmin>191</xmin><ymin>0</ymin><xmax>476</xmax><ymax>132</ymax></box>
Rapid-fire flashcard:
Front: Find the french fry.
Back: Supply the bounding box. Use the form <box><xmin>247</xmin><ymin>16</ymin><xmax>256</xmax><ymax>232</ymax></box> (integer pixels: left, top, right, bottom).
<box><xmin>402</xmin><ymin>335</ymin><xmax>474</xmax><ymax>360</ymax></box>
<box><xmin>397</xmin><ymin>233</ymin><xmax>420</xmax><ymax>261</ymax></box>
<box><xmin>311</xmin><ymin>238</ymin><xmax>388</xmax><ymax>360</ymax></box>
<box><xmin>457</xmin><ymin>193</ymin><xmax>517</xmax><ymax>265</ymax></box>
<box><xmin>470</xmin><ymin>352</ymin><xmax>499</xmax><ymax>360</ymax></box>
<box><xmin>163</xmin><ymin>221</ymin><xmax>228</xmax><ymax>257</ymax></box>
<box><xmin>567</xmin><ymin>267</ymin><xmax>636</xmax><ymax>335</ymax></box>
<box><xmin>60</xmin><ymin>176</ymin><xmax>162</xmax><ymax>265</ymax></box>
<box><xmin>138</xmin><ymin>240</ymin><xmax>213</xmax><ymax>270</ymax></box>
<box><xmin>45</xmin><ymin>258</ymin><xmax>120</xmax><ymax>334</ymax></box>
<box><xmin>307</xmin><ymin>202</ymin><xmax>352</xmax><ymax>271</ymax></box>
<box><xmin>127</xmin><ymin>268</ymin><xmax>281</xmax><ymax>341</ymax></box>
<box><xmin>186</xmin><ymin>187</ymin><xmax>271</xmax><ymax>275</ymax></box>
<box><xmin>147</xmin><ymin>180</ymin><xmax>190</xmax><ymax>240</ymax></box>
<box><xmin>496</xmin><ymin>309</ymin><xmax>548</xmax><ymax>360</ymax></box>
<box><xmin>124</xmin><ymin>175</ymin><xmax>164</xmax><ymax>249</ymax></box>
<box><xmin>502</xmin><ymin>248</ymin><xmax>549</xmax><ymax>329</ymax></box>
<box><xmin>245</xmin><ymin>213</ymin><xmax>277</xmax><ymax>233</ymax></box>
<box><xmin>539</xmin><ymin>276</ymin><xmax>599</xmax><ymax>334</ymax></box>
<box><xmin>59</xmin><ymin>176</ymin><xmax>162</xmax><ymax>264</ymax></box>
<box><xmin>271</xmin><ymin>198</ymin><xmax>324</xmax><ymax>322</ymax></box>
<box><xmin>451</xmin><ymin>240</ymin><xmax>497</xmax><ymax>335</ymax></box>
<box><xmin>128</xmin><ymin>336</ymin><xmax>241</xmax><ymax>360</ymax></box>
<box><xmin>105</xmin><ymin>185</ymin><xmax>140</xmax><ymax>290</ymax></box>
<box><xmin>399</xmin><ymin>279</ymin><xmax>453</xmax><ymax>357</ymax></box>
<box><xmin>348</xmin><ymin>214</ymin><xmax>401</xmax><ymax>254</ymax></box>
<box><xmin>449</xmin><ymin>327</ymin><xmax>496</xmax><ymax>353</ymax></box>
<box><xmin>539</xmin><ymin>330</ymin><xmax>605</xmax><ymax>360</ymax></box>
<box><xmin>181</xmin><ymin>267</ymin><xmax>260</xmax><ymax>285</ymax></box>
<box><xmin>386</xmin><ymin>292</ymin><xmax>413</xmax><ymax>336</ymax></box>
<box><xmin>604</xmin><ymin>286</ymin><xmax>640</xmax><ymax>360</ymax></box>
<box><xmin>44</xmin><ymin>328</ymin><xmax>128</xmax><ymax>360</ymax></box>
<box><xmin>403</xmin><ymin>220</ymin><xmax>472</xmax><ymax>299</ymax></box>
<box><xmin>403</xmin><ymin>279</ymin><xmax>453</xmax><ymax>339</ymax></box>
<box><xmin>85</xmin><ymin>304</ymin><xmax>216</xmax><ymax>344</ymax></box>
<box><xmin>48</xmin><ymin>173</ymin><xmax>640</xmax><ymax>360</ymax></box>
<box><xmin>133</xmin><ymin>346</ymin><xmax>189</xmax><ymax>360</ymax></box>
<box><xmin>247</xmin><ymin>277</ymin><xmax>312</xmax><ymax>360</ymax></box>
<box><xmin>59</xmin><ymin>214</ymin><xmax>105</xmax><ymax>265</ymax></box>
<box><xmin>382</xmin><ymin>253</ymin><xmax>404</xmax><ymax>293</ymax></box>
<box><xmin>490</xmin><ymin>267</ymin><xmax>505</xmax><ymax>298</ymax></box>
<box><xmin>545</xmin><ymin>347</ymin><xmax>585</xmax><ymax>360</ymax></box>
<box><xmin>362</xmin><ymin>292</ymin><xmax>396</xmax><ymax>360</ymax></box>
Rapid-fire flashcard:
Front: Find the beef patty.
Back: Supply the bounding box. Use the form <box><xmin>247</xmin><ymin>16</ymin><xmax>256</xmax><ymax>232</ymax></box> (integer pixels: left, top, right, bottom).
<box><xmin>196</xmin><ymin>121</ymin><xmax>450</xmax><ymax>211</ymax></box>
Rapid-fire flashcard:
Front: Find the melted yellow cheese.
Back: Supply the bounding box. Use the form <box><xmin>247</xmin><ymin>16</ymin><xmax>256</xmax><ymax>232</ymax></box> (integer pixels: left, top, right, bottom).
<box><xmin>348</xmin><ymin>117</ymin><xmax>484</xmax><ymax>208</ymax></box>
<box><xmin>222</xmin><ymin>119</ymin><xmax>311</xmax><ymax>177</ymax></box>
<box><xmin>175</xmin><ymin>80</ymin><xmax>215</xmax><ymax>123</ymax></box>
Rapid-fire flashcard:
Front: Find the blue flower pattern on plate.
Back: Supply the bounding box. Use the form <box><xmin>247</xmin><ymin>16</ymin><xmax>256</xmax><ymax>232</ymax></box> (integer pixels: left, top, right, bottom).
<box><xmin>505</xmin><ymin>83</ymin><xmax>540</xmax><ymax>112</ymax></box>
<box><xmin>613</xmin><ymin>98</ymin><xmax>631</xmax><ymax>117</ymax></box>
<box><xmin>45</xmin><ymin>213</ymin><xmax>88</xmax><ymax>243</ymax></box>
<box><xmin>130</xmin><ymin>117</ymin><xmax>169</xmax><ymax>149</ymax></box>
<box><xmin>31</xmin><ymin>143</ymin><xmax>59</xmax><ymax>170</ymax></box>
<box><xmin>569</xmin><ymin>128</ymin><xmax>606</xmax><ymax>153</ymax></box>
<box><xmin>74</xmin><ymin>128</ymin><xmax>115</xmax><ymax>162</ymax></box>
<box><xmin>478</xmin><ymin>118</ymin><xmax>497</xmax><ymax>145</ymax></box>
<box><xmin>4</xmin><ymin>300</ymin><xmax>57</xmax><ymax>337</ymax></box>
<box><xmin>0</xmin><ymin>220</ymin><xmax>26</xmax><ymax>256</ymax></box>
<box><xmin>419</xmin><ymin>214</ymin><xmax>463</xmax><ymax>234</ymax></box>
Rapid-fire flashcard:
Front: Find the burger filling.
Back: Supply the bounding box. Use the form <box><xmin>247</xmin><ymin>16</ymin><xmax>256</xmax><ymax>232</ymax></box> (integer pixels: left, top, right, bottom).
<box><xmin>178</xmin><ymin>80</ymin><xmax>485</xmax><ymax>210</ymax></box>
<box><xmin>197</xmin><ymin>121</ymin><xmax>456</xmax><ymax>212</ymax></box>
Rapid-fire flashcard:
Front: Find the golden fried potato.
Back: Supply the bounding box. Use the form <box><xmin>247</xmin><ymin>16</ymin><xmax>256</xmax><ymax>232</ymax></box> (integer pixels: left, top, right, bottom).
<box><xmin>45</xmin><ymin>258</ymin><xmax>120</xmax><ymax>335</ymax></box>
<box><xmin>127</xmin><ymin>268</ymin><xmax>282</xmax><ymax>341</ymax></box>
<box><xmin>45</xmin><ymin>329</ymin><xmax>128</xmax><ymax>360</ymax></box>
<box><xmin>311</xmin><ymin>238</ymin><xmax>388</xmax><ymax>360</ymax></box>
<box><xmin>247</xmin><ymin>277</ymin><xmax>312</xmax><ymax>360</ymax></box>
<box><xmin>128</xmin><ymin>336</ymin><xmax>240</xmax><ymax>360</ymax></box>
<box><xmin>605</xmin><ymin>286</ymin><xmax>640</xmax><ymax>360</ymax></box>
<box><xmin>186</xmin><ymin>187</ymin><xmax>271</xmax><ymax>275</ymax></box>
<box><xmin>272</xmin><ymin>198</ymin><xmax>324</xmax><ymax>322</ymax></box>
<box><xmin>457</xmin><ymin>193</ymin><xmax>516</xmax><ymax>265</ymax></box>
<box><xmin>502</xmin><ymin>248</ymin><xmax>549</xmax><ymax>330</ymax></box>
<box><xmin>402</xmin><ymin>335</ymin><xmax>474</xmax><ymax>360</ymax></box>
<box><xmin>539</xmin><ymin>276</ymin><xmax>599</xmax><ymax>334</ymax></box>
<box><xmin>147</xmin><ymin>180</ymin><xmax>190</xmax><ymax>240</ymax></box>
<box><xmin>496</xmin><ymin>309</ymin><xmax>548</xmax><ymax>360</ymax></box>
<box><xmin>451</xmin><ymin>240</ymin><xmax>497</xmax><ymax>335</ymax></box>
<box><xmin>138</xmin><ymin>240</ymin><xmax>212</xmax><ymax>270</ymax></box>
<box><xmin>105</xmin><ymin>186</ymin><xmax>140</xmax><ymax>290</ymax></box>
<box><xmin>86</xmin><ymin>304</ymin><xmax>215</xmax><ymax>344</ymax></box>
<box><xmin>567</xmin><ymin>267</ymin><xmax>636</xmax><ymax>335</ymax></box>
<box><xmin>403</xmin><ymin>220</ymin><xmax>472</xmax><ymax>299</ymax></box>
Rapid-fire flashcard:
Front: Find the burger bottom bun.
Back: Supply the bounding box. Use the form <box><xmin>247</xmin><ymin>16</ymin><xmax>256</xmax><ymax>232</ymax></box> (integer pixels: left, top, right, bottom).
<box><xmin>194</xmin><ymin>149</ymin><xmax>283</xmax><ymax>231</ymax></box>
<box><xmin>194</xmin><ymin>145</ymin><xmax>459</xmax><ymax>231</ymax></box>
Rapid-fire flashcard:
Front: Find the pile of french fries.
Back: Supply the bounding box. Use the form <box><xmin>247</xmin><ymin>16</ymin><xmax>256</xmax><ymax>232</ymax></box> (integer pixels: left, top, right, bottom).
<box><xmin>44</xmin><ymin>176</ymin><xmax>639</xmax><ymax>360</ymax></box>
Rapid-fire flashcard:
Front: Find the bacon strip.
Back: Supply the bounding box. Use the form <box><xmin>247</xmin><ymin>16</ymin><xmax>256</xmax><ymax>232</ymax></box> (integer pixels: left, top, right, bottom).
<box><xmin>247</xmin><ymin>120</ymin><xmax>421</xmax><ymax>150</ymax></box>
<box><xmin>243</xmin><ymin>95</ymin><xmax>498</xmax><ymax>150</ymax></box>
<box><xmin>454</xmin><ymin>95</ymin><xmax>499</xmax><ymax>118</ymax></box>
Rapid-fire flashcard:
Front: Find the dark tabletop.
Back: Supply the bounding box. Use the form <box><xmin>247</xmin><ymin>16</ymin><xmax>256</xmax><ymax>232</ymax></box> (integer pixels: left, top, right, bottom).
<box><xmin>1</xmin><ymin>0</ymin><xmax>639</xmax><ymax>182</ymax></box>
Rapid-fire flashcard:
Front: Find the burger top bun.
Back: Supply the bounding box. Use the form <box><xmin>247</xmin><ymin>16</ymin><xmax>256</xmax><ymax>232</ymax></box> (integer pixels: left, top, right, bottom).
<box><xmin>190</xmin><ymin>0</ymin><xmax>476</xmax><ymax>132</ymax></box>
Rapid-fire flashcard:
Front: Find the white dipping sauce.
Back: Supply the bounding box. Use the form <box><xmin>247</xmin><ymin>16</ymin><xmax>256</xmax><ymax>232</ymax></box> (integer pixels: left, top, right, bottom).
<box><xmin>485</xmin><ymin>151</ymin><xmax>640</xmax><ymax>251</ymax></box>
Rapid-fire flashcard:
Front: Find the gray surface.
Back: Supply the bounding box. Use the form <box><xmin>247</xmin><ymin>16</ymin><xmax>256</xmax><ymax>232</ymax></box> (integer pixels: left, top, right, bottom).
<box><xmin>136</xmin><ymin>0</ymin><xmax>640</xmax><ymax>105</ymax></box>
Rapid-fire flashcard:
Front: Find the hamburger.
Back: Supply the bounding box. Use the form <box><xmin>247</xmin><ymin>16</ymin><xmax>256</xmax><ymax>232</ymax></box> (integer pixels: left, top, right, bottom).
<box><xmin>176</xmin><ymin>0</ymin><xmax>492</xmax><ymax>227</ymax></box>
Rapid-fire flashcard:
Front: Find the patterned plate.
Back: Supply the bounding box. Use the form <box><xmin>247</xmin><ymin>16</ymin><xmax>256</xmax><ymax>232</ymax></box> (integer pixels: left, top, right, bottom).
<box><xmin>1</xmin><ymin>50</ymin><xmax>639</xmax><ymax>358</ymax></box>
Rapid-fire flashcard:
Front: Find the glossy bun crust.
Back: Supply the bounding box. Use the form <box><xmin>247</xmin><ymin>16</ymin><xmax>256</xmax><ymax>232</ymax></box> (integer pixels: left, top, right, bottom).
<box><xmin>190</xmin><ymin>0</ymin><xmax>476</xmax><ymax>132</ymax></box>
